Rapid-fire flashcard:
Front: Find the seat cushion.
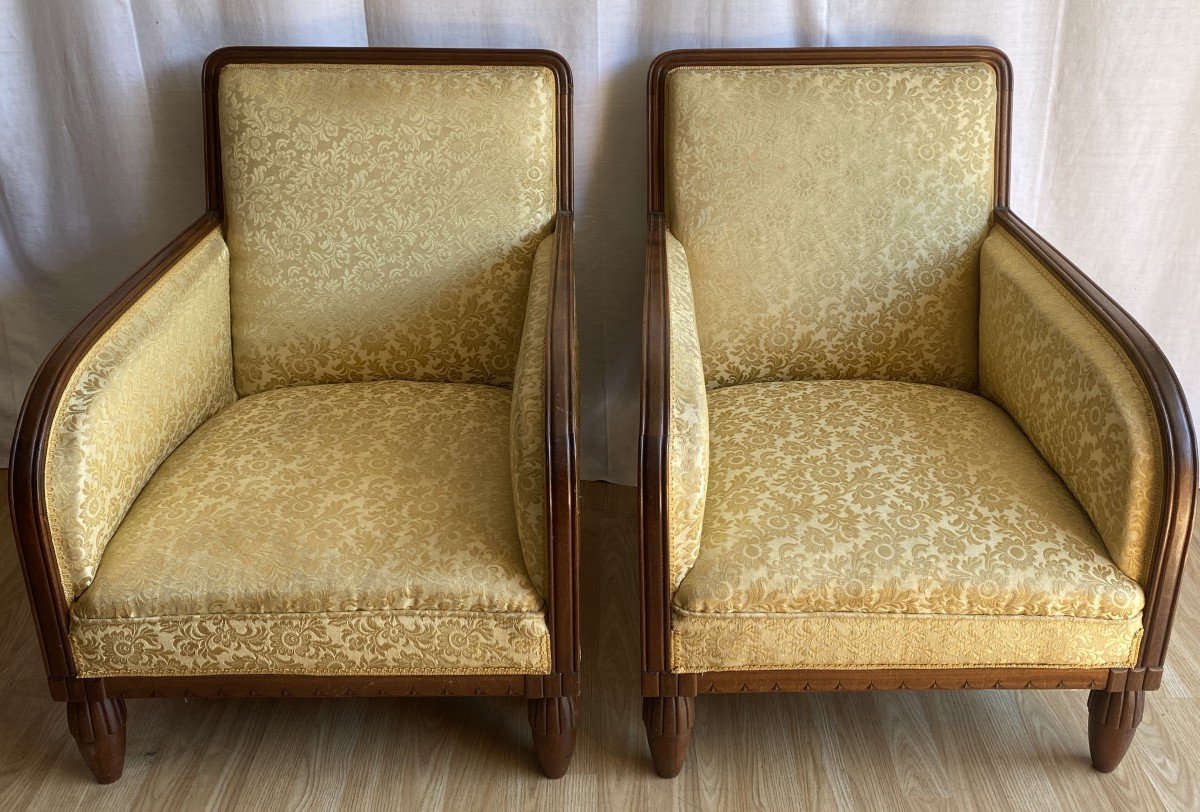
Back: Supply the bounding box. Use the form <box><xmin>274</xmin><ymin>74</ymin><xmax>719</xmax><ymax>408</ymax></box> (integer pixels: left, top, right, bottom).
<box><xmin>70</xmin><ymin>380</ymin><xmax>549</xmax><ymax>677</ymax></box>
<box><xmin>671</xmin><ymin>380</ymin><xmax>1144</xmax><ymax>672</ymax></box>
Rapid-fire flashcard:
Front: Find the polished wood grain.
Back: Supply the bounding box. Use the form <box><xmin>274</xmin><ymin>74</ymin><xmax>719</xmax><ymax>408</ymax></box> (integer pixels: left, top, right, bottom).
<box><xmin>3</xmin><ymin>479</ymin><xmax>1200</xmax><ymax>808</ymax></box>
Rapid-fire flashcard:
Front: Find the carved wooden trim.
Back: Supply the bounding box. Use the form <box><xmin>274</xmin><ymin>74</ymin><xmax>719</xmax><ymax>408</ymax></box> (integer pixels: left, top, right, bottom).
<box><xmin>639</xmin><ymin>211</ymin><xmax>671</xmax><ymax>677</ymax></box>
<box><xmin>545</xmin><ymin>213</ymin><xmax>581</xmax><ymax>679</ymax></box>
<box><xmin>528</xmin><ymin>695</ymin><xmax>577</xmax><ymax>778</ymax></box>
<box><xmin>66</xmin><ymin>694</ymin><xmax>127</xmax><ymax>784</ymax></box>
<box><xmin>1088</xmin><ymin>688</ymin><xmax>1145</xmax><ymax>772</ymax></box>
<box><xmin>643</xmin><ymin>695</ymin><xmax>695</xmax><ymax>777</ymax></box>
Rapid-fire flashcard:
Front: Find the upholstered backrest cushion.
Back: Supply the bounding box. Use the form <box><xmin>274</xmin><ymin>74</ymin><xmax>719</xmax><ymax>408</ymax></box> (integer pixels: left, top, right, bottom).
<box><xmin>664</xmin><ymin>62</ymin><xmax>998</xmax><ymax>389</ymax></box>
<box><xmin>219</xmin><ymin>63</ymin><xmax>557</xmax><ymax>395</ymax></box>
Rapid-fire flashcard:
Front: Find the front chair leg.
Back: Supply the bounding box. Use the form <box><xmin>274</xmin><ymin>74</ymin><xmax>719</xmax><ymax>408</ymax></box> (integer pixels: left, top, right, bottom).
<box><xmin>528</xmin><ymin>696</ymin><xmax>576</xmax><ymax>778</ymax></box>
<box><xmin>66</xmin><ymin>697</ymin><xmax>127</xmax><ymax>784</ymax></box>
<box><xmin>1087</xmin><ymin>689</ymin><xmax>1144</xmax><ymax>772</ymax></box>
<box><xmin>643</xmin><ymin>695</ymin><xmax>695</xmax><ymax>777</ymax></box>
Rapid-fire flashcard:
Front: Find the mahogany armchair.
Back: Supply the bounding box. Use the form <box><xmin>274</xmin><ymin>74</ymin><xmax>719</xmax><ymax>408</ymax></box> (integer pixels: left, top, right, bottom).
<box><xmin>640</xmin><ymin>47</ymin><xmax>1195</xmax><ymax>776</ymax></box>
<box><xmin>10</xmin><ymin>47</ymin><xmax>579</xmax><ymax>782</ymax></box>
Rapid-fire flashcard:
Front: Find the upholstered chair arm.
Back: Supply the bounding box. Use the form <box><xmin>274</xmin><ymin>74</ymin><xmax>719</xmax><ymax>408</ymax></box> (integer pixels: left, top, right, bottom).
<box><xmin>511</xmin><ymin>213</ymin><xmax>579</xmax><ymax>674</ymax></box>
<box><xmin>640</xmin><ymin>213</ymin><xmax>709</xmax><ymax>677</ymax></box>
<box><xmin>980</xmin><ymin>208</ymin><xmax>1196</xmax><ymax>669</ymax></box>
<box><xmin>9</xmin><ymin>213</ymin><xmax>237</xmax><ymax>674</ymax></box>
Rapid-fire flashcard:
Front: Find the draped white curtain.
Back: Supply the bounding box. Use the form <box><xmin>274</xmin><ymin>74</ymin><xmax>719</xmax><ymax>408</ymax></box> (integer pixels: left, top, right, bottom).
<box><xmin>2</xmin><ymin>0</ymin><xmax>1197</xmax><ymax>484</ymax></box>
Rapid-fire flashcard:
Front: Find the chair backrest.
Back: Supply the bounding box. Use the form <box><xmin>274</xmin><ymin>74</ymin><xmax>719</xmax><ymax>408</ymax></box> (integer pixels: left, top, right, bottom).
<box><xmin>658</xmin><ymin>51</ymin><xmax>1006</xmax><ymax>390</ymax></box>
<box><xmin>210</xmin><ymin>55</ymin><xmax>561</xmax><ymax>396</ymax></box>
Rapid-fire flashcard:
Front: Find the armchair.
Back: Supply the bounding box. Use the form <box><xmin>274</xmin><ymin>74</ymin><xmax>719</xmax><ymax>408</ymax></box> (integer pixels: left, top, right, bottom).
<box><xmin>640</xmin><ymin>47</ymin><xmax>1195</xmax><ymax>777</ymax></box>
<box><xmin>10</xmin><ymin>47</ymin><xmax>579</xmax><ymax>782</ymax></box>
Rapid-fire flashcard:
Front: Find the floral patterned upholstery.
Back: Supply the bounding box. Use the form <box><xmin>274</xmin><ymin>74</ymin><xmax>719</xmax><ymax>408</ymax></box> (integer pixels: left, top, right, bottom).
<box><xmin>659</xmin><ymin>58</ymin><xmax>1162</xmax><ymax>675</ymax></box>
<box><xmin>510</xmin><ymin>232</ymin><xmax>556</xmax><ymax>597</ymax></box>
<box><xmin>665</xmin><ymin>63</ymin><xmax>996</xmax><ymax>390</ymax></box>
<box><xmin>664</xmin><ymin>229</ymin><xmax>709</xmax><ymax>590</ymax></box>
<box><xmin>45</xmin><ymin>227</ymin><xmax>236</xmax><ymax>601</ymax></box>
<box><xmin>671</xmin><ymin>380</ymin><xmax>1144</xmax><ymax>672</ymax></box>
<box><xmin>71</xmin><ymin>380</ymin><xmax>550</xmax><ymax>677</ymax></box>
<box><xmin>219</xmin><ymin>63</ymin><xmax>558</xmax><ymax>396</ymax></box>
<box><xmin>980</xmin><ymin>226</ymin><xmax>1163</xmax><ymax>583</ymax></box>
<box><xmin>42</xmin><ymin>61</ymin><xmax>564</xmax><ymax>679</ymax></box>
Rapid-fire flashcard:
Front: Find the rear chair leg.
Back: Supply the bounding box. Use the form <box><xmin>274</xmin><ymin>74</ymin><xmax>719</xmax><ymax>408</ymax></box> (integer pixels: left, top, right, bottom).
<box><xmin>67</xmin><ymin>697</ymin><xmax>127</xmax><ymax>784</ymax></box>
<box><xmin>529</xmin><ymin>696</ymin><xmax>576</xmax><ymax>778</ymax></box>
<box><xmin>643</xmin><ymin>695</ymin><xmax>695</xmax><ymax>777</ymax></box>
<box><xmin>1088</xmin><ymin>689</ymin><xmax>1144</xmax><ymax>772</ymax></box>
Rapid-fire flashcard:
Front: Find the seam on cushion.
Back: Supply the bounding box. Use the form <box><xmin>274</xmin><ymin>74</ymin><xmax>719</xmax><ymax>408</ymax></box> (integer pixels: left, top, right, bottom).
<box><xmin>72</xmin><ymin>607</ymin><xmax>548</xmax><ymax>624</ymax></box>
<box><xmin>225</xmin><ymin>63</ymin><xmax>553</xmax><ymax>77</ymax></box>
<box><xmin>704</xmin><ymin>378</ymin><xmax>988</xmax><ymax>398</ymax></box>
<box><xmin>671</xmin><ymin>625</ymin><xmax>1143</xmax><ymax>671</ymax></box>
<box><xmin>988</xmin><ymin>226</ymin><xmax>1164</xmax><ymax>584</ymax></box>
<box><xmin>674</xmin><ymin>659</ymin><xmax>1136</xmax><ymax>671</ymax></box>
<box><xmin>75</xmin><ymin>665</ymin><xmax>548</xmax><ymax>678</ymax></box>
<box><xmin>670</xmin><ymin>606</ymin><xmax>1144</xmax><ymax>624</ymax></box>
<box><xmin>234</xmin><ymin>378</ymin><xmax>514</xmax><ymax>404</ymax></box>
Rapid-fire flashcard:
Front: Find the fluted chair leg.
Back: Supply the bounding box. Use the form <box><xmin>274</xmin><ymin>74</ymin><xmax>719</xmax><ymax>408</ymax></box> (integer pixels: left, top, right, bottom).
<box><xmin>66</xmin><ymin>697</ymin><xmax>127</xmax><ymax>784</ymax></box>
<box><xmin>1088</xmin><ymin>689</ymin><xmax>1144</xmax><ymax>772</ymax></box>
<box><xmin>529</xmin><ymin>696</ymin><xmax>576</xmax><ymax>778</ymax></box>
<box><xmin>643</xmin><ymin>696</ymin><xmax>695</xmax><ymax>777</ymax></box>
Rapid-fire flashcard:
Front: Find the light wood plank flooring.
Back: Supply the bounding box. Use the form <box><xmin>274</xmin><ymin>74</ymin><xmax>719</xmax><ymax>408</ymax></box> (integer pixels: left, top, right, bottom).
<box><xmin>1</xmin><ymin>479</ymin><xmax>1198</xmax><ymax>810</ymax></box>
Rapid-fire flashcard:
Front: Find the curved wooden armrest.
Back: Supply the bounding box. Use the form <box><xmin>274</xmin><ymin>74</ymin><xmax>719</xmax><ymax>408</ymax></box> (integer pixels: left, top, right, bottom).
<box><xmin>8</xmin><ymin>212</ymin><xmax>223</xmax><ymax>682</ymax></box>
<box><xmin>994</xmin><ymin>208</ymin><xmax>1197</xmax><ymax>669</ymax></box>
<box><xmin>640</xmin><ymin>211</ymin><xmax>672</xmax><ymax>677</ymax></box>
<box><xmin>544</xmin><ymin>212</ymin><xmax>580</xmax><ymax>676</ymax></box>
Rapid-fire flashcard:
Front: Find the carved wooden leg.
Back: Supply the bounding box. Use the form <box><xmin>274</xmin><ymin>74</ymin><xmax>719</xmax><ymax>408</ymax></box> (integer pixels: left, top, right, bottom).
<box><xmin>643</xmin><ymin>696</ymin><xmax>695</xmax><ymax>778</ymax></box>
<box><xmin>529</xmin><ymin>696</ymin><xmax>576</xmax><ymax>778</ymax></box>
<box><xmin>1088</xmin><ymin>689</ymin><xmax>1144</xmax><ymax>773</ymax></box>
<box><xmin>66</xmin><ymin>697</ymin><xmax>127</xmax><ymax>784</ymax></box>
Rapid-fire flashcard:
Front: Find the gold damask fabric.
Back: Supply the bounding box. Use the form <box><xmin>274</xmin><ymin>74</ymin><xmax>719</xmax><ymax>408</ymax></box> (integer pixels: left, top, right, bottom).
<box><xmin>665</xmin><ymin>63</ymin><xmax>997</xmax><ymax>390</ymax></box>
<box><xmin>71</xmin><ymin>380</ymin><xmax>550</xmax><ymax>676</ymax></box>
<box><xmin>671</xmin><ymin>610</ymin><xmax>1141</xmax><ymax>672</ymax></box>
<box><xmin>664</xmin><ymin>229</ymin><xmax>708</xmax><ymax>589</ymax></box>
<box><xmin>670</xmin><ymin>380</ymin><xmax>1144</xmax><ymax>671</ymax></box>
<box><xmin>46</xmin><ymin>229</ymin><xmax>236</xmax><ymax>601</ymax></box>
<box><xmin>510</xmin><ymin>231</ymin><xmax>555</xmax><ymax>597</ymax></box>
<box><xmin>980</xmin><ymin>227</ymin><xmax>1163</xmax><ymax>584</ymax></box>
<box><xmin>219</xmin><ymin>63</ymin><xmax>558</xmax><ymax>396</ymax></box>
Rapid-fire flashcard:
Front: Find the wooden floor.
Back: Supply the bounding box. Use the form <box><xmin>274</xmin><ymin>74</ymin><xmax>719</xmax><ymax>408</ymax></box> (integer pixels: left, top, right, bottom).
<box><xmin>2</xmin><ymin>479</ymin><xmax>1199</xmax><ymax>810</ymax></box>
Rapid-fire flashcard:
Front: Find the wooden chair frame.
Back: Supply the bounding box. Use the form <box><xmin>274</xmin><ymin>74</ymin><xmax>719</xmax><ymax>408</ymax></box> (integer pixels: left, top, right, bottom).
<box><xmin>639</xmin><ymin>46</ymin><xmax>1197</xmax><ymax>777</ymax></box>
<box><xmin>9</xmin><ymin>47</ymin><xmax>580</xmax><ymax>782</ymax></box>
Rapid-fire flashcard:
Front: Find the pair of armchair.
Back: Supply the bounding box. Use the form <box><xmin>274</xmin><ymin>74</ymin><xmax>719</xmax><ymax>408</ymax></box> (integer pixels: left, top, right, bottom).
<box><xmin>9</xmin><ymin>45</ymin><xmax>1195</xmax><ymax>785</ymax></box>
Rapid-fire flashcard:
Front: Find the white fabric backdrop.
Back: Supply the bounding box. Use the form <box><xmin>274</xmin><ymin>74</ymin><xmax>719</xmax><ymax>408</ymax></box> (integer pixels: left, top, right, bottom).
<box><xmin>2</xmin><ymin>1</ymin><xmax>1198</xmax><ymax>485</ymax></box>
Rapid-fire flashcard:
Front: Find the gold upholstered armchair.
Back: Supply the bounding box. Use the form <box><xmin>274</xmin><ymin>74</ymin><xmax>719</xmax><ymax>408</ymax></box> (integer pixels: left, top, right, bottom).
<box><xmin>640</xmin><ymin>47</ymin><xmax>1196</xmax><ymax>777</ymax></box>
<box><xmin>10</xmin><ymin>47</ymin><xmax>579</xmax><ymax>782</ymax></box>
